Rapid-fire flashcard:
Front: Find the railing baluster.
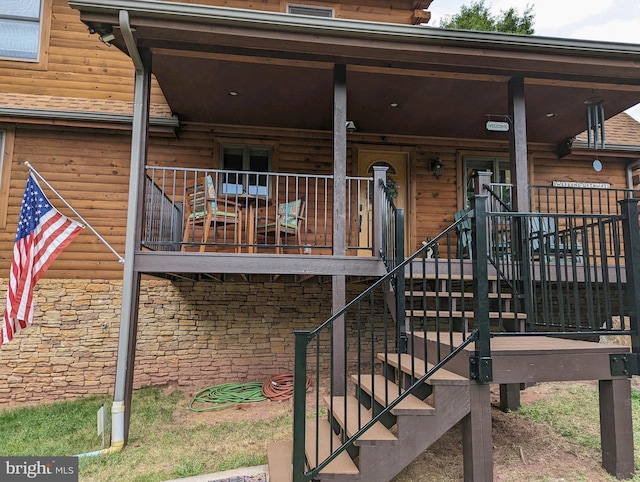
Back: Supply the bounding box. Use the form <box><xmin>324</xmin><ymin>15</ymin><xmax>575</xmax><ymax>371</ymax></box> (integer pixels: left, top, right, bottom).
<box><xmin>143</xmin><ymin>166</ymin><xmax>374</xmax><ymax>253</ymax></box>
<box><xmin>293</xmin><ymin>330</ymin><xmax>309</xmax><ymax>482</ymax></box>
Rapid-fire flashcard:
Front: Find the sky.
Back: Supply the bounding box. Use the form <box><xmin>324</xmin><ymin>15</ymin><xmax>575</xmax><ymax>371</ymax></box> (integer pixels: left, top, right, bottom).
<box><xmin>429</xmin><ymin>0</ymin><xmax>640</xmax><ymax>120</ymax></box>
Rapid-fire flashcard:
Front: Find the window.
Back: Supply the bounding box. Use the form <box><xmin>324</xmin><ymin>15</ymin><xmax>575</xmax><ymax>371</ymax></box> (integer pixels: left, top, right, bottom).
<box><xmin>464</xmin><ymin>156</ymin><xmax>511</xmax><ymax>208</ymax></box>
<box><xmin>0</xmin><ymin>0</ymin><xmax>43</xmax><ymax>61</ymax></box>
<box><xmin>629</xmin><ymin>160</ymin><xmax>640</xmax><ymax>192</ymax></box>
<box><xmin>221</xmin><ymin>145</ymin><xmax>272</xmax><ymax>196</ymax></box>
<box><xmin>287</xmin><ymin>4</ymin><xmax>334</xmax><ymax>17</ymax></box>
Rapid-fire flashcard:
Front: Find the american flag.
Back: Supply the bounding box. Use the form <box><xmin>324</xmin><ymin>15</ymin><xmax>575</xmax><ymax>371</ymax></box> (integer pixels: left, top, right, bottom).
<box><xmin>2</xmin><ymin>174</ymin><xmax>84</xmax><ymax>346</ymax></box>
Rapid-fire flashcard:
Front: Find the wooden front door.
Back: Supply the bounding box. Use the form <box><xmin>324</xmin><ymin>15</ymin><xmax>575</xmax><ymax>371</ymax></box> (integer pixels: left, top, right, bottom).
<box><xmin>357</xmin><ymin>150</ymin><xmax>410</xmax><ymax>256</ymax></box>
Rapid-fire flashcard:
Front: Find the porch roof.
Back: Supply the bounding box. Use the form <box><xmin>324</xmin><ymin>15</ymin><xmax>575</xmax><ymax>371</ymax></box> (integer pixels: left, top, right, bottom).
<box><xmin>70</xmin><ymin>0</ymin><xmax>640</xmax><ymax>144</ymax></box>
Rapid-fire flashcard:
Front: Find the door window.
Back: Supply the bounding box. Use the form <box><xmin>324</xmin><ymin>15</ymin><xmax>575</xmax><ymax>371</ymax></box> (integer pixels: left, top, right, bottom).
<box><xmin>464</xmin><ymin>157</ymin><xmax>511</xmax><ymax>209</ymax></box>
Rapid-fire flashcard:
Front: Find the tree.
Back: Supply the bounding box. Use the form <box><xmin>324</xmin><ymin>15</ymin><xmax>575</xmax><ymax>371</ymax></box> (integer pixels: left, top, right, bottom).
<box><xmin>440</xmin><ymin>0</ymin><xmax>535</xmax><ymax>35</ymax></box>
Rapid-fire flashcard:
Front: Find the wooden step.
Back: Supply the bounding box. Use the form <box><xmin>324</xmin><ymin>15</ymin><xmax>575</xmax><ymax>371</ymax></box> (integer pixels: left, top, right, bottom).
<box><xmin>352</xmin><ymin>374</ymin><xmax>435</xmax><ymax>416</ymax></box>
<box><xmin>305</xmin><ymin>418</ymin><xmax>360</xmax><ymax>479</ymax></box>
<box><xmin>406</xmin><ymin>273</ymin><xmax>498</xmax><ymax>281</ymax></box>
<box><xmin>405</xmin><ymin>291</ymin><xmax>512</xmax><ymax>299</ymax></box>
<box><xmin>376</xmin><ymin>353</ymin><xmax>468</xmax><ymax>385</ymax></box>
<box><xmin>406</xmin><ymin>309</ymin><xmax>527</xmax><ymax>319</ymax></box>
<box><xmin>267</xmin><ymin>441</ymin><xmax>292</xmax><ymax>482</ymax></box>
<box><xmin>324</xmin><ymin>395</ymin><xmax>397</xmax><ymax>446</ymax></box>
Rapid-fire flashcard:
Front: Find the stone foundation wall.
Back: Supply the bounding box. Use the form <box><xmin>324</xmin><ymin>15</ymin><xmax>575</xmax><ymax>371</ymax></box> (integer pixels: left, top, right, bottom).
<box><xmin>0</xmin><ymin>276</ymin><xmax>352</xmax><ymax>406</ymax></box>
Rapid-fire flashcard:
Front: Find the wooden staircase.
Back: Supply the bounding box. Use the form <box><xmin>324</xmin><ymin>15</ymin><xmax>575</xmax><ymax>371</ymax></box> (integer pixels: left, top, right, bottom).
<box><xmin>267</xmin><ymin>351</ymin><xmax>470</xmax><ymax>482</ymax></box>
<box><xmin>405</xmin><ymin>273</ymin><xmax>527</xmax><ymax>333</ymax></box>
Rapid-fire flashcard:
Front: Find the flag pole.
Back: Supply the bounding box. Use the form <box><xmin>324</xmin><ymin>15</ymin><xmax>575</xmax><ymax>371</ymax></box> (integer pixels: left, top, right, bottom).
<box><xmin>24</xmin><ymin>161</ymin><xmax>125</xmax><ymax>264</ymax></box>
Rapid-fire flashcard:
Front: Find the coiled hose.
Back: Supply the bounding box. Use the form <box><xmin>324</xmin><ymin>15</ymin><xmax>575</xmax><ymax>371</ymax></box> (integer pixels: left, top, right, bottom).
<box><xmin>189</xmin><ymin>382</ymin><xmax>267</xmax><ymax>412</ymax></box>
<box><xmin>262</xmin><ymin>373</ymin><xmax>311</xmax><ymax>401</ymax></box>
<box><xmin>189</xmin><ymin>373</ymin><xmax>311</xmax><ymax>412</ymax></box>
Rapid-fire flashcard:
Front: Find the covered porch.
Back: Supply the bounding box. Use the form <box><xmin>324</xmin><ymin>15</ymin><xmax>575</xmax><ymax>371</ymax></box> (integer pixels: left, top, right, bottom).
<box><xmin>68</xmin><ymin>0</ymin><xmax>640</xmax><ymax>473</ymax></box>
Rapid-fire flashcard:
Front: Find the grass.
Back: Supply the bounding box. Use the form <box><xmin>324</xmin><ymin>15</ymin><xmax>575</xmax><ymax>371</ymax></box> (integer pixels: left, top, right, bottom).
<box><xmin>516</xmin><ymin>383</ymin><xmax>640</xmax><ymax>473</ymax></box>
<box><xmin>0</xmin><ymin>387</ymin><xmax>292</xmax><ymax>482</ymax></box>
<box><xmin>1</xmin><ymin>382</ymin><xmax>639</xmax><ymax>481</ymax></box>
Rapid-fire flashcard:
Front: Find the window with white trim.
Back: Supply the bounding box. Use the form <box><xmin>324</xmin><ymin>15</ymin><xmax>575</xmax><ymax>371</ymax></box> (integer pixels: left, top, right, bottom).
<box><xmin>287</xmin><ymin>4</ymin><xmax>334</xmax><ymax>17</ymax></box>
<box><xmin>0</xmin><ymin>0</ymin><xmax>43</xmax><ymax>61</ymax></box>
<box><xmin>221</xmin><ymin>145</ymin><xmax>272</xmax><ymax>196</ymax></box>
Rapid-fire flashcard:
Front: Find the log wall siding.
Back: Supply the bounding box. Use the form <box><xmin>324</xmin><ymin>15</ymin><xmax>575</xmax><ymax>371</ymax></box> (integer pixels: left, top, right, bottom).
<box><xmin>0</xmin><ymin>0</ymin><xmax>168</xmax><ymax>106</ymax></box>
<box><xmin>2</xmin><ymin>121</ymin><xmax>632</xmax><ymax>279</ymax></box>
<box><xmin>165</xmin><ymin>0</ymin><xmax>419</xmax><ymax>24</ymax></box>
<box><xmin>531</xmin><ymin>148</ymin><xmax>630</xmax><ymax>214</ymax></box>
<box><xmin>0</xmin><ymin>277</ymin><xmax>385</xmax><ymax>406</ymax></box>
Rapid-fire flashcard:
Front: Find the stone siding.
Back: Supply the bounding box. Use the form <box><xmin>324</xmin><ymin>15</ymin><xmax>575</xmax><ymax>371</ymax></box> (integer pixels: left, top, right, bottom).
<box><xmin>0</xmin><ymin>276</ymin><xmax>344</xmax><ymax>406</ymax></box>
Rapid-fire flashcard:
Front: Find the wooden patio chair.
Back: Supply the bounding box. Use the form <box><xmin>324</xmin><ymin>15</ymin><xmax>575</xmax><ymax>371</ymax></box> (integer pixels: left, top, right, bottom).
<box><xmin>255</xmin><ymin>198</ymin><xmax>306</xmax><ymax>254</ymax></box>
<box><xmin>454</xmin><ymin>209</ymin><xmax>472</xmax><ymax>259</ymax></box>
<box><xmin>529</xmin><ymin>215</ymin><xmax>583</xmax><ymax>263</ymax></box>
<box><xmin>181</xmin><ymin>174</ymin><xmax>243</xmax><ymax>253</ymax></box>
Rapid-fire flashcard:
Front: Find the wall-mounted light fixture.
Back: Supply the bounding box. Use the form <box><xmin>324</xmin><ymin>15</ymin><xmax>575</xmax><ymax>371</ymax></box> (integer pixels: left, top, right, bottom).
<box><xmin>99</xmin><ymin>31</ymin><xmax>116</xmax><ymax>46</ymax></box>
<box><xmin>346</xmin><ymin>120</ymin><xmax>357</xmax><ymax>132</ymax></box>
<box><xmin>431</xmin><ymin>155</ymin><xmax>445</xmax><ymax>178</ymax></box>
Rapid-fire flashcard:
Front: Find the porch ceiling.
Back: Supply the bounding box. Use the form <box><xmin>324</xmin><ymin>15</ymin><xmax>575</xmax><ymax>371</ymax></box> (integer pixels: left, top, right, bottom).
<box><xmin>72</xmin><ymin>0</ymin><xmax>640</xmax><ymax>143</ymax></box>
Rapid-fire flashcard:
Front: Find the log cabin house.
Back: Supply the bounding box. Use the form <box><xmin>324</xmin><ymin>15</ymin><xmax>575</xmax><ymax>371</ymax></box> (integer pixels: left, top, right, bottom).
<box><xmin>1</xmin><ymin>0</ymin><xmax>640</xmax><ymax>480</ymax></box>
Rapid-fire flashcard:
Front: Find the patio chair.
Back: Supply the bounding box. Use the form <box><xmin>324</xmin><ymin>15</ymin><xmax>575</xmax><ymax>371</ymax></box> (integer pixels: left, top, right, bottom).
<box><xmin>529</xmin><ymin>215</ymin><xmax>583</xmax><ymax>263</ymax></box>
<box><xmin>256</xmin><ymin>198</ymin><xmax>306</xmax><ymax>254</ymax></box>
<box><xmin>182</xmin><ymin>174</ymin><xmax>243</xmax><ymax>253</ymax></box>
<box><xmin>454</xmin><ymin>209</ymin><xmax>472</xmax><ymax>259</ymax></box>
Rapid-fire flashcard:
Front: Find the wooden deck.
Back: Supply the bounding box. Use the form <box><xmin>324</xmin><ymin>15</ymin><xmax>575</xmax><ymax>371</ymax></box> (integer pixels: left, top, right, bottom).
<box><xmin>412</xmin><ymin>331</ymin><xmax>631</xmax><ymax>384</ymax></box>
<box><xmin>410</xmin><ymin>331</ymin><xmax>635</xmax><ymax>479</ymax></box>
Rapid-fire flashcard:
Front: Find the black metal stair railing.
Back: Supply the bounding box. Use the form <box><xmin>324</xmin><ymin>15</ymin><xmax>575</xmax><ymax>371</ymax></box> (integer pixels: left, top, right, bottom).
<box><xmin>291</xmin><ymin>190</ymin><xmax>640</xmax><ymax>481</ymax></box>
<box><xmin>142</xmin><ymin>174</ymin><xmax>183</xmax><ymax>251</ymax></box>
<box><xmin>291</xmin><ymin>201</ymin><xmax>490</xmax><ymax>481</ymax></box>
<box><xmin>484</xmin><ymin>209</ymin><xmax>632</xmax><ymax>335</ymax></box>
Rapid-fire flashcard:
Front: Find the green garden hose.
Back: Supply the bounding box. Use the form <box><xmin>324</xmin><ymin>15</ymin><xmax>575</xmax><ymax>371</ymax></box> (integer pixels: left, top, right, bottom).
<box><xmin>189</xmin><ymin>382</ymin><xmax>267</xmax><ymax>412</ymax></box>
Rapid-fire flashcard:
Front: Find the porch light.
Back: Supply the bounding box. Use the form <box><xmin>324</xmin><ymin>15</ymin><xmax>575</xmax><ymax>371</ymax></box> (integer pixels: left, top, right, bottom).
<box><xmin>431</xmin><ymin>156</ymin><xmax>445</xmax><ymax>178</ymax></box>
<box><xmin>99</xmin><ymin>32</ymin><xmax>116</xmax><ymax>46</ymax></box>
<box><xmin>346</xmin><ymin>120</ymin><xmax>357</xmax><ymax>132</ymax></box>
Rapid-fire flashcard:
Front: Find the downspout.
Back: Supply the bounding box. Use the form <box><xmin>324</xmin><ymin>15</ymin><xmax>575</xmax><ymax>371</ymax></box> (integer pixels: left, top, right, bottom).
<box><xmin>112</xmin><ymin>7</ymin><xmax>149</xmax><ymax>453</ymax></box>
<box><xmin>76</xmin><ymin>10</ymin><xmax>147</xmax><ymax>457</ymax></box>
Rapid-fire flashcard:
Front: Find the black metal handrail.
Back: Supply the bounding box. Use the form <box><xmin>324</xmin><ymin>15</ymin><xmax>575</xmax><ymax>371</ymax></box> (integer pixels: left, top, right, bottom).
<box><xmin>292</xmin><ymin>209</ymin><xmax>481</xmax><ymax>481</ymax></box>
<box><xmin>529</xmin><ymin>184</ymin><xmax>640</xmax><ymax>215</ymax></box>
<box><xmin>291</xmin><ymin>195</ymin><xmax>640</xmax><ymax>482</ymax></box>
<box><xmin>379</xmin><ymin>177</ymin><xmax>405</xmax><ymax>270</ymax></box>
<box><xmin>485</xmin><ymin>209</ymin><xmax>640</xmax><ymax>334</ymax></box>
<box><xmin>142</xmin><ymin>174</ymin><xmax>183</xmax><ymax>251</ymax></box>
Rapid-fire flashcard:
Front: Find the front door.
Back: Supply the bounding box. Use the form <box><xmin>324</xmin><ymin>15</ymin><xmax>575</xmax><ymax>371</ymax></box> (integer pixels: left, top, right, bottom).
<box><xmin>357</xmin><ymin>150</ymin><xmax>410</xmax><ymax>256</ymax></box>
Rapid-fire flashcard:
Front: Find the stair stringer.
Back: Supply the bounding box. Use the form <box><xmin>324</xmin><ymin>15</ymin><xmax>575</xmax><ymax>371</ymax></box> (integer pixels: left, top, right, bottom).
<box><xmin>356</xmin><ymin>383</ymin><xmax>471</xmax><ymax>482</ymax></box>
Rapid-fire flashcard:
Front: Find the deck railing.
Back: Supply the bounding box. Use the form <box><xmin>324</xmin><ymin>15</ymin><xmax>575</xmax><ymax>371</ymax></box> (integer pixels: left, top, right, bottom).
<box><xmin>142</xmin><ymin>166</ymin><xmax>375</xmax><ymax>254</ymax></box>
<box><xmin>379</xmin><ymin>177</ymin><xmax>404</xmax><ymax>271</ymax></box>
<box><xmin>529</xmin><ymin>184</ymin><xmax>640</xmax><ymax>215</ymax></box>
<box><xmin>142</xmin><ymin>174</ymin><xmax>183</xmax><ymax>251</ymax></box>
<box><xmin>291</xmin><ymin>194</ymin><xmax>640</xmax><ymax>481</ymax></box>
<box><xmin>483</xmin><ymin>202</ymin><xmax>640</xmax><ymax>336</ymax></box>
<box><xmin>292</xmin><ymin>208</ymin><xmax>483</xmax><ymax>481</ymax></box>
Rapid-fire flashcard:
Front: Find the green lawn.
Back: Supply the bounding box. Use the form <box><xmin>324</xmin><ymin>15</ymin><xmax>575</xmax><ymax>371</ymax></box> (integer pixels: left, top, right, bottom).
<box><xmin>0</xmin><ymin>387</ymin><xmax>291</xmax><ymax>482</ymax></box>
<box><xmin>1</xmin><ymin>382</ymin><xmax>639</xmax><ymax>482</ymax></box>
